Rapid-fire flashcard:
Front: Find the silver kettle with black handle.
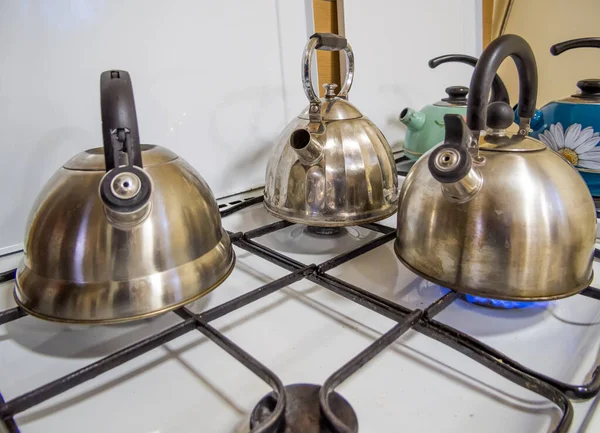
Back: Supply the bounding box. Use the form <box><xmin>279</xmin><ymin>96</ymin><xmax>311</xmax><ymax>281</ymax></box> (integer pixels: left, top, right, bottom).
<box><xmin>15</xmin><ymin>71</ymin><xmax>235</xmax><ymax>324</ymax></box>
<box><xmin>395</xmin><ymin>35</ymin><xmax>596</xmax><ymax>301</ymax></box>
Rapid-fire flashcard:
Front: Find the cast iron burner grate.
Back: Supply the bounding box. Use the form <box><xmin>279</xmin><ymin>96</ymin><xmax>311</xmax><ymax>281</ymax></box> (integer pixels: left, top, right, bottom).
<box><xmin>1</xmin><ymin>194</ymin><xmax>600</xmax><ymax>433</ymax></box>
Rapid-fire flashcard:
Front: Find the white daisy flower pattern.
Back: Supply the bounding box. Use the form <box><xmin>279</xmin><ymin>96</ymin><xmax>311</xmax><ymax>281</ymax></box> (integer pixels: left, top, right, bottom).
<box><xmin>539</xmin><ymin>122</ymin><xmax>600</xmax><ymax>169</ymax></box>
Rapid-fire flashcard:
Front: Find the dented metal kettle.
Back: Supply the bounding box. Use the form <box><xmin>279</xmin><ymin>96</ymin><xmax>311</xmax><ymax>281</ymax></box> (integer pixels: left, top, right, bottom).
<box><xmin>395</xmin><ymin>35</ymin><xmax>596</xmax><ymax>301</ymax></box>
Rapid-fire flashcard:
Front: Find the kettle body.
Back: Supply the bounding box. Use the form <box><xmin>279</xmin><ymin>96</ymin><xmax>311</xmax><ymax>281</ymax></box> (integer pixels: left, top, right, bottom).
<box><xmin>398</xmin><ymin>141</ymin><xmax>595</xmax><ymax>300</ymax></box>
<box><xmin>265</xmin><ymin>112</ymin><xmax>397</xmax><ymax>226</ymax></box>
<box><xmin>396</xmin><ymin>35</ymin><xmax>596</xmax><ymax>301</ymax></box>
<box><xmin>264</xmin><ymin>33</ymin><xmax>398</xmax><ymax>226</ymax></box>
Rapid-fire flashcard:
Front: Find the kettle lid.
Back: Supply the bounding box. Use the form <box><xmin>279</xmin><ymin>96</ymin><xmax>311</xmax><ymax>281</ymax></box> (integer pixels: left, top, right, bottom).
<box><xmin>64</xmin><ymin>144</ymin><xmax>178</xmax><ymax>171</ymax></box>
<box><xmin>434</xmin><ymin>86</ymin><xmax>469</xmax><ymax>107</ymax></box>
<box><xmin>298</xmin><ymin>83</ymin><xmax>362</xmax><ymax>120</ymax></box>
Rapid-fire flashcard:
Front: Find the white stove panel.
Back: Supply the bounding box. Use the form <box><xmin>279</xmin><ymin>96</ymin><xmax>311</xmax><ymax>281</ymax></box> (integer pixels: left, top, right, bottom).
<box><xmin>1</xmin><ymin>190</ymin><xmax>600</xmax><ymax>432</ymax></box>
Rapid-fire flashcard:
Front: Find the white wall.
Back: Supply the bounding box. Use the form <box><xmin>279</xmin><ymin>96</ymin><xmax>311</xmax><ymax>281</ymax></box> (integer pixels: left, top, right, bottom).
<box><xmin>0</xmin><ymin>0</ymin><xmax>312</xmax><ymax>254</ymax></box>
<box><xmin>0</xmin><ymin>0</ymin><xmax>481</xmax><ymax>254</ymax></box>
<box><xmin>342</xmin><ymin>0</ymin><xmax>481</xmax><ymax>149</ymax></box>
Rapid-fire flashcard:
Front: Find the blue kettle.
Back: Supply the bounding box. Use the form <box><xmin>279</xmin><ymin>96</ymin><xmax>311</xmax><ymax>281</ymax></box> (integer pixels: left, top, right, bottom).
<box><xmin>516</xmin><ymin>37</ymin><xmax>600</xmax><ymax>198</ymax></box>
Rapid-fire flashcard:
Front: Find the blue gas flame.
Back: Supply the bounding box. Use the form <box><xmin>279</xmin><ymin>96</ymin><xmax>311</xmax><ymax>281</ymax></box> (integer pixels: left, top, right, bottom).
<box><xmin>463</xmin><ymin>294</ymin><xmax>548</xmax><ymax>309</ymax></box>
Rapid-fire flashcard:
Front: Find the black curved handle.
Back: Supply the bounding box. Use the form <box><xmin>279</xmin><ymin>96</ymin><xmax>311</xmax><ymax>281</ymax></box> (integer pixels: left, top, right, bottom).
<box><xmin>429</xmin><ymin>54</ymin><xmax>510</xmax><ymax>104</ymax></box>
<box><xmin>100</xmin><ymin>70</ymin><xmax>142</xmax><ymax>172</ymax></box>
<box><xmin>428</xmin><ymin>114</ymin><xmax>473</xmax><ymax>184</ymax></box>
<box><xmin>310</xmin><ymin>33</ymin><xmax>347</xmax><ymax>51</ymax></box>
<box><xmin>551</xmin><ymin>37</ymin><xmax>600</xmax><ymax>56</ymax></box>
<box><xmin>467</xmin><ymin>35</ymin><xmax>537</xmax><ymax>132</ymax></box>
<box><xmin>99</xmin><ymin>70</ymin><xmax>151</xmax><ymax>214</ymax></box>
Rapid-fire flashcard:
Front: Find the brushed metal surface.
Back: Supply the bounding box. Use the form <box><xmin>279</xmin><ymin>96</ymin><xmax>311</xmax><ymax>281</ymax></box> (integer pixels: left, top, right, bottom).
<box><xmin>14</xmin><ymin>146</ymin><xmax>235</xmax><ymax>324</ymax></box>
<box><xmin>395</xmin><ymin>142</ymin><xmax>596</xmax><ymax>300</ymax></box>
<box><xmin>264</xmin><ymin>115</ymin><xmax>399</xmax><ymax>226</ymax></box>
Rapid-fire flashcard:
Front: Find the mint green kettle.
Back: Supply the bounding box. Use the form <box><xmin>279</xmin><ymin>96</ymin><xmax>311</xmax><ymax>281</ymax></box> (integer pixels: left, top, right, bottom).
<box><xmin>399</xmin><ymin>54</ymin><xmax>509</xmax><ymax>160</ymax></box>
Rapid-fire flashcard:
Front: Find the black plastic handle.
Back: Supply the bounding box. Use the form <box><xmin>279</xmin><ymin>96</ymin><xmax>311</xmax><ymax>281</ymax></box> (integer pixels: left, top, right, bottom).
<box><xmin>467</xmin><ymin>35</ymin><xmax>537</xmax><ymax>132</ymax></box>
<box><xmin>310</xmin><ymin>33</ymin><xmax>347</xmax><ymax>51</ymax></box>
<box><xmin>100</xmin><ymin>70</ymin><xmax>143</xmax><ymax>172</ymax></box>
<box><xmin>99</xmin><ymin>70</ymin><xmax>151</xmax><ymax>214</ymax></box>
<box><xmin>428</xmin><ymin>114</ymin><xmax>472</xmax><ymax>184</ymax></box>
<box><xmin>551</xmin><ymin>37</ymin><xmax>600</xmax><ymax>56</ymax></box>
<box><xmin>429</xmin><ymin>54</ymin><xmax>510</xmax><ymax>104</ymax></box>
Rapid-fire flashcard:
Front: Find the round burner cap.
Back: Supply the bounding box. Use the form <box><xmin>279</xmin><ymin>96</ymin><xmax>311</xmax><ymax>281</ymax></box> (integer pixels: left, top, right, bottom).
<box><xmin>250</xmin><ymin>383</ymin><xmax>358</xmax><ymax>433</ymax></box>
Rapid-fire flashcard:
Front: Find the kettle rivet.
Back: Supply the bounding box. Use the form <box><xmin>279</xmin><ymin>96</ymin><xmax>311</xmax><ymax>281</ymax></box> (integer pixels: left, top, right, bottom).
<box><xmin>433</xmin><ymin>149</ymin><xmax>460</xmax><ymax>172</ymax></box>
<box><xmin>111</xmin><ymin>172</ymin><xmax>141</xmax><ymax>200</ymax></box>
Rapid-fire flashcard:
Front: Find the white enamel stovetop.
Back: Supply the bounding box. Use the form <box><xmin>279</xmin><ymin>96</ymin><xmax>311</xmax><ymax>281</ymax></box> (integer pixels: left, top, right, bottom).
<box><xmin>2</xmin><ymin>178</ymin><xmax>600</xmax><ymax>433</ymax></box>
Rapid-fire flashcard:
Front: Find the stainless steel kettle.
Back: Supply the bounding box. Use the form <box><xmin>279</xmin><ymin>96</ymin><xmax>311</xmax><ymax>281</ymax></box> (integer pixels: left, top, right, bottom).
<box><xmin>14</xmin><ymin>71</ymin><xmax>235</xmax><ymax>324</ymax></box>
<box><xmin>264</xmin><ymin>33</ymin><xmax>398</xmax><ymax>226</ymax></box>
<box><xmin>395</xmin><ymin>35</ymin><xmax>596</xmax><ymax>301</ymax></box>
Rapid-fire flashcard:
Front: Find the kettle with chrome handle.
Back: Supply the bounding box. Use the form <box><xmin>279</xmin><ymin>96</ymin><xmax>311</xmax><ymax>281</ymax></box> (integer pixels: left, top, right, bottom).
<box><xmin>264</xmin><ymin>33</ymin><xmax>398</xmax><ymax>227</ymax></box>
<box><xmin>395</xmin><ymin>35</ymin><xmax>596</xmax><ymax>301</ymax></box>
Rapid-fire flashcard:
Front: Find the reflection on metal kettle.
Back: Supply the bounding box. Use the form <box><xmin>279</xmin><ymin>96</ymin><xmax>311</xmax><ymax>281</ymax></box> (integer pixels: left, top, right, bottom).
<box><xmin>395</xmin><ymin>34</ymin><xmax>596</xmax><ymax>302</ymax></box>
<box><xmin>14</xmin><ymin>71</ymin><xmax>235</xmax><ymax>324</ymax></box>
<box><xmin>264</xmin><ymin>33</ymin><xmax>398</xmax><ymax>227</ymax></box>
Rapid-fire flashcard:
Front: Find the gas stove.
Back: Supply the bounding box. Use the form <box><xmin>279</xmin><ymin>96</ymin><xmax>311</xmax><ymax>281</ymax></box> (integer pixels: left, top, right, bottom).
<box><xmin>2</xmin><ymin>176</ymin><xmax>600</xmax><ymax>433</ymax></box>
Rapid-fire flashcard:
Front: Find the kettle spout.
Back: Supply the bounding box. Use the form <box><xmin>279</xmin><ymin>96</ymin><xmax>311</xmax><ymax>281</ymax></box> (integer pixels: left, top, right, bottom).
<box><xmin>399</xmin><ymin>108</ymin><xmax>426</xmax><ymax>132</ymax></box>
<box><xmin>100</xmin><ymin>167</ymin><xmax>153</xmax><ymax>230</ymax></box>
<box><xmin>290</xmin><ymin>128</ymin><xmax>323</xmax><ymax>165</ymax></box>
<box><xmin>428</xmin><ymin>114</ymin><xmax>483</xmax><ymax>203</ymax></box>
<box><xmin>434</xmin><ymin>157</ymin><xmax>483</xmax><ymax>204</ymax></box>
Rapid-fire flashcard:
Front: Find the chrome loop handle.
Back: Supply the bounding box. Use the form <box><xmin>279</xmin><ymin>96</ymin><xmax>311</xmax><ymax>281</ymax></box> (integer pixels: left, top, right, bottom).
<box><xmin>302</xmin><ymin>33</ymin><xmax>354</xmax><ymax>107</ymax></box>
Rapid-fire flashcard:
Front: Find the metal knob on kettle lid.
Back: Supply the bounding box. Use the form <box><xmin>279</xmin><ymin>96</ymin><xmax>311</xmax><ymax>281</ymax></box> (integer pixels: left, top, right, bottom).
<box><xmin>264</xmin><ymin>33</ymin><xmax>398</xmax><ymax>227</ymax></box>
<box><xmin>395</xmin><ymin>34</ymin><xmax>596</xmax><ymax>302</ymax></box>
<box><xmin>14</xmin><ymin>71</ymin><xmax>235</xmax><ymax>324</ymax></box>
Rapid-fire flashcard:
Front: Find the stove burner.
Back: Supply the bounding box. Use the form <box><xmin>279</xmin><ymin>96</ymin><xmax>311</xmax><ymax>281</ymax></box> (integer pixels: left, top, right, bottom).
<box><xmin>306</xmin><ymin>226</ymin><xmax>344</xmax><ymax>236</ymax></box>
<box><xmin>250</xmin><ymin>383</ymin><xmax>358</xmax><ymax>433</ymax></box>
<box><xmin>462</xmin><ymin>294</ymin><xmax>547</xmax><ymax>309</ymax></box>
